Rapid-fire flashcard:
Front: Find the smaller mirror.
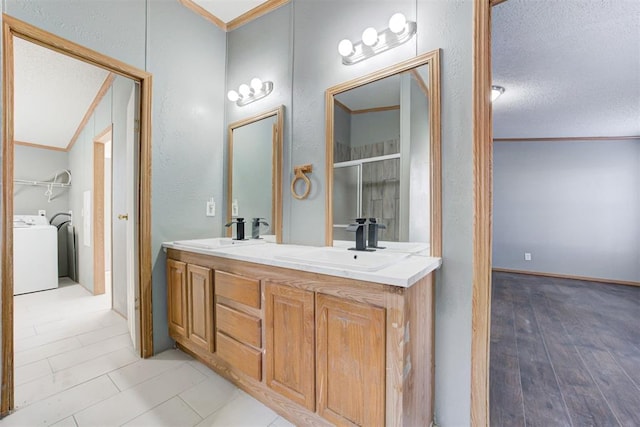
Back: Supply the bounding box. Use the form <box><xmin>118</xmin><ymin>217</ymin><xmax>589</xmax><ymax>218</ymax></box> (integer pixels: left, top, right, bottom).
<box><xmin>227</xmin><ymin>106</ymin><xmax>284</xmax><ymax>243</ymax></box>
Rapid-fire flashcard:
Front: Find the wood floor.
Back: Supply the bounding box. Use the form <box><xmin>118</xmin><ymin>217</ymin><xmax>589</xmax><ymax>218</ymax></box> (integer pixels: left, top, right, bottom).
<box><xmin>490</xmin><ymin>272</ymin><xmax>640</xmax><ymax>426</ymax></box>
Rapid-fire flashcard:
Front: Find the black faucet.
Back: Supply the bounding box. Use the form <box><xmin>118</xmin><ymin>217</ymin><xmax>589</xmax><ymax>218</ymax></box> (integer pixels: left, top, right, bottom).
<box><xmin>251</xmin><ymin>218</ymin><xmax>269</xmax><ymax>239</ymax></box>
<box><xmin>367</xmin><ymin>218</ymin><xmax>386</xmax><ymax>249</ymax></box>
<box><xmin>225</xmin><ymin>217</ymin><xmax>246</xmax><ymax>240</ymax></box>
<box><xmin>346</xmin><ymin>218</ymin><xmax>374</xmax><ymax>251</ymax></box>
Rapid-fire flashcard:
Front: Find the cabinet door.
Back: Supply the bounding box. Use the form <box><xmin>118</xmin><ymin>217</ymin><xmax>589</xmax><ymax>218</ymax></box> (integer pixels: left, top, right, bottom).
<box><xmin>187</xmin><ymin>264</ymin><xmax>214</xmax><ymax>352</ymax></box>
<box><xmin>265</xmin><ymin>283</ymin><xmax>315</xmax><ymax>411</ymax></box>
<box><xmin>316</xmin><ymin>294</ymin><xmax>385</xmax><ymax>426</ymax></box>
<box><xmin>167</xmin><ymin>259</ymin><xmax>187</xmax><ymax>338</ymax></box>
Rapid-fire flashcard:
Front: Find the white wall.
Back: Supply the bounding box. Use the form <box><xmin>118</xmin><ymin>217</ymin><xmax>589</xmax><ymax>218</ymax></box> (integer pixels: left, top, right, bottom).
<box><xmin>493</xmin><ymin>140</ymin><xmax>640</xmax><ymax>282</ymax></box>
<box><xmin>13</xmin><ymin>145</ymin><xmax>69</xmax><ymax>218</ymax></box>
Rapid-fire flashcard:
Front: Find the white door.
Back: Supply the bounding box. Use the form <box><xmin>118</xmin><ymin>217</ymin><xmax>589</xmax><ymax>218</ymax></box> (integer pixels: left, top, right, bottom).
<box><xmin>125</xmin><ymin>83</ymin><xmax>140</xmax><ymax>352</ymax></box>
<box><xmin>112</xmin><ymin>78</ymin><xmax>140</xmax><ymax>353</ymax></box>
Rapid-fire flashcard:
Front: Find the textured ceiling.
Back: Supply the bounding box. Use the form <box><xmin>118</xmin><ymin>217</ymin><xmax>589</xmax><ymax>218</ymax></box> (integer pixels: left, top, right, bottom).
<box><xmin>14</xmin><ymin>37</ymin><xmax>110</xmax><ymax>149</ymax></box>
<box><xmin>492</xmin><ymin>0</ymin><xmax>640</xmax><ymax>138</ymax></box>
<box><xmin>191</xmin><ymin>0</ymin><xmax>268</xmax><ymax>22</ymax></box>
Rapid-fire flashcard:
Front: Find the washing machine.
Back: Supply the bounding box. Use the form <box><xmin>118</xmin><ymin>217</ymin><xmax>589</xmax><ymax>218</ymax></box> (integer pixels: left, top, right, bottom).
<box><xmin>14</xmin><ymin>215</ymin><xmax>59</xmax><ymax>295</ymax></box>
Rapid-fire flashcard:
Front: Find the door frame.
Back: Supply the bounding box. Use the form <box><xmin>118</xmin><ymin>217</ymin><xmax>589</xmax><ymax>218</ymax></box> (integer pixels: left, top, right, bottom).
<box><xmin>471</xmin><ymin>0</ymin><xmax>500</xmax><ymax>424</ymax></box>
<box><xmin>1</xmin><ymin>14</ymin><xmax>154</xmax><ymax>415</ymax></box>
<box><xmin>93</xmin><ymin>125</ymin><xmax>113</xmax><ymax>297</ymax></box>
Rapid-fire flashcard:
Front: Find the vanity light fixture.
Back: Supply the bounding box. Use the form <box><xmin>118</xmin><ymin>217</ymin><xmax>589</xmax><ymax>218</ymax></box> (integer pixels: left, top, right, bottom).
<box><xmin>491</xmin><ymin>85</ymin><xmax>505</xmax><ymax>102</ymax></box>
<box><xmin>338</xmin><ymin>12</ymin><xmax>417</xmax><ymax>65</ymax></box>
<box><xmin>227</xmin><ymin>77</ymin><xmax>274</xmax><ymax>106</ymax></box>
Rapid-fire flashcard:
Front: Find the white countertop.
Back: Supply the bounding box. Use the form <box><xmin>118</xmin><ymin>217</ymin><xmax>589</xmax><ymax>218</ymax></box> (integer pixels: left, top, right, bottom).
<box><xmin>163</xmin><ymin>239</ymin><xmax>441</xmax><ymax>288</ymax></box>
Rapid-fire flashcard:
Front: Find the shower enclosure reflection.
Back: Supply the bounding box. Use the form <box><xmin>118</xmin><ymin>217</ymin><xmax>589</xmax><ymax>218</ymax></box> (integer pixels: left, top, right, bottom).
<box><xmin>331</xmin><ymin>64</ymin><xmax>432</xmax><ymax>247</ymax></box>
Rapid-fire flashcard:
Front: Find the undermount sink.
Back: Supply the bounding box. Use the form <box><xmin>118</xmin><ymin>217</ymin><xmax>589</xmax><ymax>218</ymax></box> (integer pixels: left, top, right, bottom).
<box><xmin>276</xmin><ymin>246</ymin><xmax>409</xmax><ymax>272</ymax></box>
<box><xmin>172</xmin><ymin>237</ymin><xmax>266</xmax><ymax>250</ymax></box>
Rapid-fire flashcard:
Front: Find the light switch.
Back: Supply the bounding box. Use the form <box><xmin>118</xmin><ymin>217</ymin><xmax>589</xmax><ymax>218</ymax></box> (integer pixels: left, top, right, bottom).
<box><xmin>524</xmin><ymin>252</ymin><xmax>532</xmax><ymax>261</ymax></box>
<box><xmin>206</xmin><ymin>198</ymin><xmax>215</xmax><ymax>217</ymax></box>
<box><xmin>232</xmin><ymin>199</ymin><xmax>239</xmax><ymax>217</ymax></box>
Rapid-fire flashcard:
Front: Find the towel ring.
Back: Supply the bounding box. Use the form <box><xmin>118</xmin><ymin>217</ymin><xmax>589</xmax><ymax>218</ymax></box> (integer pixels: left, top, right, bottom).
<box><xmin>291</xmin><ymin>164</ymin><xmax>313</xmax><ymax>200</ymax></box>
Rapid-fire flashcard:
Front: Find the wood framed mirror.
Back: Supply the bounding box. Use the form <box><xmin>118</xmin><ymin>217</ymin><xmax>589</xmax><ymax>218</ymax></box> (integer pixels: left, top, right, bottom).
<box><xmin>227</xmin><ymin>106</ymin><xmax>284</xmax><ymax>243</ymax></box>
<box><xmin>325</xmin><ymin>50</ymin><xmax>441</xmax><ymax>256</ymax></box>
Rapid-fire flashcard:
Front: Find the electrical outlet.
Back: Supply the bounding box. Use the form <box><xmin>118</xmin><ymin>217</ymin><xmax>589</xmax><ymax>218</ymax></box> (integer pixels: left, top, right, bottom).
<box><xmin>232</xmin><ymin>199</ymin><xmax>239</xmax><ymax>217</ymax></box>
<box><xmin>206</xmin><ymin>198</ymin><xmax>215</xmax><ymax>217</ymax></box>
<box><xmin>38</xmin><ymin>210</ymin><xmax>46</xmax><ymax>217</ymax></box>
<box><xmin>524</xmin><ymin>252</ymin><xmax>532</xmax><ymax>261</ymax></box>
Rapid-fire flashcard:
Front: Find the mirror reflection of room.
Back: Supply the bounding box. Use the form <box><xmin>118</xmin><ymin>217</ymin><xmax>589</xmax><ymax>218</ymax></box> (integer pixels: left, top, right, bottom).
<box><xmin>332</xmin><ymin>66</ymin><xmax>430</xmax><ymax>247</ymax></box>
<box><xmin>227</xmin><ymin>107</ymin><xmax>283</xmax><ymax>243</ymax></box>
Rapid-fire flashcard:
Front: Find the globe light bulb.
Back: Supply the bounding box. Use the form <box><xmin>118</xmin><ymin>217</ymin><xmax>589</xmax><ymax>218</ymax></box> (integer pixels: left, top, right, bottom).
<box><xmin>250</xmin><ymin>78</ymin><xmax>263</xmax><ymax>91</ymax></box>
<box><xmin>238</xmin><ymin>84</ymin><xmax>252</xmax><ymax>97</ymax></box>
<box><xmin>388</xmin><ymin>13</ymin><xmax>407</xmax><ymax>34</ymax></box>
<box><xmin>227</xmin><ymin>90</ymin><xmax>239</xmax><ymax>102</ymax></box>
<box><xmin>362</xmin><ymin>27</ymin><xmax>378</xmax><ymax>47</ymax></box>
<box><xmin>338</xmin><ymin>39</ymin><xmax>354</xmax><ymax>57</ymax></box>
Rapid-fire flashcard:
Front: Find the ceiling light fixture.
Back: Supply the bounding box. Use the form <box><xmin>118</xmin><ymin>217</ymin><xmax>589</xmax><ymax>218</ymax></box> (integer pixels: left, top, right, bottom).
<box><xmin>491</xmin><ymin>85</ymin><xmax>505</xmax><ymax>102</ymax></box>
<box><xmin>227</xmin><ymin>77</ymin><xmax>274</xmax><ymax>106</ymax></box>
<box><xmin>337</xmin><ymin>12</ymin><xmax>417</xmax><ymax>65</ymax></box>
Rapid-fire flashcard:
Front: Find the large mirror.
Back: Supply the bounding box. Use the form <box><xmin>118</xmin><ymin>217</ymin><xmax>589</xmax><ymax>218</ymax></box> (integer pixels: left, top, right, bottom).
<box><xmin>325</xmin><ymin>51</ymin><xmax>441</xmax><ymax>256</ymax></box>
<box><xmin>227</xmin><ymin>106</ymin><xmax>284</xmax><ymax>243</ymax></box>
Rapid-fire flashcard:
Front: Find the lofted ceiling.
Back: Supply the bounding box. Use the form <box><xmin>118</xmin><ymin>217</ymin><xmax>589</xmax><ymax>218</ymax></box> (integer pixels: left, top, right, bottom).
<box><xmin>492</xmin><ymin>0</ymin><xmax>640</xmax><ymax>139</ymax></box>
<box><xmin>14</xmin><ymin>37</ymin><xmax>110</xmax><ymax>150</ymax></box>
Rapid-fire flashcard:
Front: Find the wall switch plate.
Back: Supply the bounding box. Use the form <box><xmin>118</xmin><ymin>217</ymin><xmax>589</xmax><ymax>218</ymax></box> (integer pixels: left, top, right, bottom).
<box><xmin>232</xmin><ymin>199</ymin><xmax>239</xmax><ymax>217</ymax></box>
<box><xmin>524</xmin><ymin>252</ymin><xmax>532</xmax><ymax>261</ymax></box>
<box><xmin>206</xmin><ymin>199</ymin><xmax>215</xmax><ymax>217</ymax></box>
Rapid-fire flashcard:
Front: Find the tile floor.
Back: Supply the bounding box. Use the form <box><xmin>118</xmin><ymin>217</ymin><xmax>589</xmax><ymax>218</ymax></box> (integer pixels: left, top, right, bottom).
<box><xmin>3</xmin><ymin>279</ymin><xmax>295</xmax><ymax>427</ymax></box>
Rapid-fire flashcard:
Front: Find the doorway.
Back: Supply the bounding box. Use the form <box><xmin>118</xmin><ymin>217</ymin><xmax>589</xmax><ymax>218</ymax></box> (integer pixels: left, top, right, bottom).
<box><xmin>1</xmin><ymin>14</ymin><xmax>153</xmax><ymax>415</ymax></box>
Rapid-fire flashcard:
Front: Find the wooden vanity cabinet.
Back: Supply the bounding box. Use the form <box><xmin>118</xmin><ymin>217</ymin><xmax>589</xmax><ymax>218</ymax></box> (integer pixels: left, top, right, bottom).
<box><xmin>316</xmin><ymin>294</ymin><xmax>386</xmax><ymax>426</ymax></box>
<box><xmin>186</xmin><ymin>264</ymin><xmax>214</xmax><ymax>352</ymax></box>
<box><xmin>167</xmin><ymin>259</ymin><xmax>188</xmax><ymax>338</ymax></box>
<box><xmin>265</xmin><ymin>282</ymin><xmax>315</xmax><ymax>411</ymax></box>
<box><xmin>166</xmin><ymin>248</ymin><xmax>435</xmax><ymax>427</ymax></box>
<box><xmin>167</xmin><ymin>260</ymin><xmax>214</xmax><ymax>352</ymax></box>
<box><xmin>214</xmin><ymin>270</ymin><xmax>263</xmax><ymax>381</ymax></box>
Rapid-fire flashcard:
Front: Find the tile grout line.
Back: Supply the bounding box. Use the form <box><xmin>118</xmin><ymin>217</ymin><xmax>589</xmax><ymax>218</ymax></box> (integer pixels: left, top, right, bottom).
<box><xmin>176</xmin><ymin>394</ymin><xmax>205</xmax><ymax>423</ymax></box>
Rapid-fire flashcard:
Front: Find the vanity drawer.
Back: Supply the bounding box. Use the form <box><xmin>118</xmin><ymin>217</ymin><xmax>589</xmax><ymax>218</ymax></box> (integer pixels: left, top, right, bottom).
<box><xmin>214</xmin><ymin>271</ymin><xmax>261</xmax><ymax>308</ymax></box>
<box><xmin>216</xmin><ymin>332</ymin><xmax>262</xmax><ymax>381</ymax></box>
<box><xmin>216</xmin><ymin>303</ymin><xmax>261</xmax><ymax>348</ymax></box>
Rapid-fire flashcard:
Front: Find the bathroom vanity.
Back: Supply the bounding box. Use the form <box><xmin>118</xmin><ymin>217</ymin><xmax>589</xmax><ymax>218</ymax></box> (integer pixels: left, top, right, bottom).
<box><xmin>164</xmin><ymin>240</ymin><xmax>441</xmax><ymax>426</ymax></box>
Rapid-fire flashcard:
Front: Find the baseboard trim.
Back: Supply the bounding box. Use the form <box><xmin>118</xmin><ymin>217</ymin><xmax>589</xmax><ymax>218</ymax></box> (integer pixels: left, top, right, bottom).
<box><xmin>492</xmin><ymin>268</ymin><xmax>640</xmax><ymax>288</ymax></box>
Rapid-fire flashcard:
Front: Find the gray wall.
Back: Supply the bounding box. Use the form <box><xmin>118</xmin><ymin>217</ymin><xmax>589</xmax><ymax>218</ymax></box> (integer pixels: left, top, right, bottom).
<box><xmin>3</xmin><ymin>0</ymin><xmax>228</xmax><ymax>355</ymax></box>
<box><xmin>226</xmin><ymin>3</ymin><xmax>293</xmax><ymax>242</ymax></box>
<box><xmin>1</xmin><ymin>1</ymin><xmax>477</xmax><ymax>424</ymax></box>
<box><xmin>493</xmin><ymin>140</ymin><xmax>640</xmax><ymax>282</ymax></box>
<box><xmin>13</xmin><ymin>145</ymin><xmax>69</xmax><ymax>218</ymax></box>
<box><xmin>287</xmin><ymin>1</ymin><xmax>474</xmax><ymax>425</ymax></box>
<box><xmin>350</xmin><ymin>109</ymin><xmax>400</xmax><ymax>147</ymax></box>
<box><xmin>417</xmin><ymin>2</ymin><xmax>474</xmax><ymax>425</ymax></box>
